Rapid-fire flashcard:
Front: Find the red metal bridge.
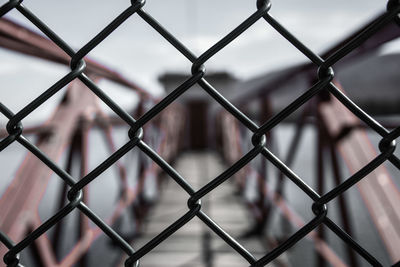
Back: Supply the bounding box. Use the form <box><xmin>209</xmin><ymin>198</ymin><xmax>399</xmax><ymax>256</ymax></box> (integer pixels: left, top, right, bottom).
<box><xmin>1</xmin><ymin>2</ymin><xmax>400</xmax><ymax>267</ymax></box>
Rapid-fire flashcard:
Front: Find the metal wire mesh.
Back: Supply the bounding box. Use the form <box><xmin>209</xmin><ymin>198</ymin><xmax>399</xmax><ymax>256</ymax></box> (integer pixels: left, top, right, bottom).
<box><xmin>1</xmin><ymin>0</ymin><xmax>400</xmax><ymax>266</ymax></box>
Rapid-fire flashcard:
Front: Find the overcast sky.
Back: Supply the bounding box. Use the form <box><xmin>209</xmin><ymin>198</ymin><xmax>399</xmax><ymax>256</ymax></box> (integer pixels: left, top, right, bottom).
<box><xmin>0</xmin><ymin>0</ymin><xmax>398</xmax><ymax>123</ymax></box>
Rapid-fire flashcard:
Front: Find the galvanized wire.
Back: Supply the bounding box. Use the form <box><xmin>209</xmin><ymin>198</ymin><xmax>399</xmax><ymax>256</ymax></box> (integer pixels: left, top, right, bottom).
<box><xmin>0</xmin><ymin>0</ymin><xmax>400</xmax><ymax>266</ymax></box>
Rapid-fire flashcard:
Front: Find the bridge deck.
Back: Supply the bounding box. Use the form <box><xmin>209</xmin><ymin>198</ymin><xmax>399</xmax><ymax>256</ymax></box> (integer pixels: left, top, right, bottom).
<box><xmin>123</xmin><ymin>152</ymin><xmax>275</xmax><ymax>267</ymax></box>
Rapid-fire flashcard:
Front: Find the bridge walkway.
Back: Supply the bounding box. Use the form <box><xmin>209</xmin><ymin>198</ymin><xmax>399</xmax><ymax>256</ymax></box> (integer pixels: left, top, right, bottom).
<box><xmin>126</xmin><ymin>152</ymin><xmax>276</xmax><ymax>267</ymax></box>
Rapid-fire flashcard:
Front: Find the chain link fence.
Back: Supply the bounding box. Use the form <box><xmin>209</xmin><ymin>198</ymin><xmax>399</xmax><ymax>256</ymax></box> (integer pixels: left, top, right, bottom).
<box><xmin>1</xmin><ymin>0</ymin><xmax>400</xmax><ymax>266</ymax></box>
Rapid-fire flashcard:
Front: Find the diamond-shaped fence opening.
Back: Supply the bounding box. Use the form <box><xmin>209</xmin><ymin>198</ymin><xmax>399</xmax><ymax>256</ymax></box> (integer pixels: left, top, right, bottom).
<box><xmin>1</xmin><ymin>0</ymin><xmax>400</xmax><ymax>266</ymax></box>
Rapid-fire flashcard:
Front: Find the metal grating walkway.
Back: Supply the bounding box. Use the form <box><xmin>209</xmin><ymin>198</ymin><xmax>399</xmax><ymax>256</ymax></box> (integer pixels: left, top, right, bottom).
<box><xmin>122</xmin><ymin>152</ymin><xmax>273</xmax><ymax>267</ymax></box>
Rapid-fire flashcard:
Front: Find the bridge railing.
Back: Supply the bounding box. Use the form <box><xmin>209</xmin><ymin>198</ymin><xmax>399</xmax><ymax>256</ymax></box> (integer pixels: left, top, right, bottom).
<box><xmin>0</xmin><ymin>6</ymin><xmax>185</xmax><ymax>266</ymax></box>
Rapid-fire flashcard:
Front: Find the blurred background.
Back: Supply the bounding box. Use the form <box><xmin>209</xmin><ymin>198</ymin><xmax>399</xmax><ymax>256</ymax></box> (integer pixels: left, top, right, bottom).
<box><xmin>1</xmin><ymin>0</ymin><xmax>400</xmax><ymax>266</ymax></box>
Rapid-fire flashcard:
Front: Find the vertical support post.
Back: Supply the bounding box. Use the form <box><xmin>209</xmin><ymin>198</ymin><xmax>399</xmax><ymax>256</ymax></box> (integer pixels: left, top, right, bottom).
<box><xmin>78</xmin><ymin>119</ymin><xmax>90</xmax><ymax>267</ymax></box>
<box><xmin>52</xmin><ymin>130</ymin><xmax>81</xmax><ymax>258</ymax></box>
<box><xmin>328</xmin><ymin>136</ymin><xmax>359</xmax><ymax>267</ymax></box>
<box><xmin>256</xmin><ymin>95</ymin><xmax>274</xmax><ymax>232</ymax></box>
<box><xmin>315</xmin><ymin>103</ymin><xmax>326</xmax><ymax>267</ymax></box>
<box><xmin>98</xmin><ymin>115</ymin><xmax>129</xmax><ymax>200</ymax></box>
<box><xmin>131</xmin><ymin>100</ymin><xmax>147</xmax><ymax>231</ymax></box>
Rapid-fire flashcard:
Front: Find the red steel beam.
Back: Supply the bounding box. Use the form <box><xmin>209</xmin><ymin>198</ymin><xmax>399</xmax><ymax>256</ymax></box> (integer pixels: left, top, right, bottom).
<box><xmin>0</xmin><ymin>17</ymin><xmax>151</xmax><ymax>98</ymax></box>
<box><xmin>231</xmin><ymin>17</ymin><xmax>400</xmax><ymax>106</ymax></box>
<box><xmin>259</xmin><ymin>182</ymin><xmax>348</xmax><ymax>267</ymax></box>
<box><xmin>0</xmin><ymin>15</ymin><xmax>184</xmax><ymax>267</ymax></box>
<box><xmin>319</xmin><ymin>82</ymin><xmax>400</xmax><ymax>263</ymax></box>
<box><xmin>0</xmin><ymin>87</ymin><xmax>184</xmax><ymax>266</ymax></box>
<box><xmin>0</xmin><ymin>79</ymin><xmax>99</xmax><ymax>264</ymax></box>
<box><xmin>219</xmin><ymin>110</ymin><xmax>349</xmax><ymax>267</ymax></box>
